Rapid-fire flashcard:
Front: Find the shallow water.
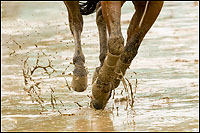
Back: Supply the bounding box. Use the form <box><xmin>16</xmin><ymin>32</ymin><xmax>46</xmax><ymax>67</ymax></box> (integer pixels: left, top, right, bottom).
<box><xmin>1</xmin><ymin>1</ymin><xmax>199</xmax><ymax>132</ymax></box>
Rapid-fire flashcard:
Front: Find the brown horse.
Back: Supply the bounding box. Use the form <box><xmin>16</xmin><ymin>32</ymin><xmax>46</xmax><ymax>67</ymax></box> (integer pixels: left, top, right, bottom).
<box><xmin>63</xmin><ymin>1</ymin><xmax>164</xmax><ymax>110</ymax></box>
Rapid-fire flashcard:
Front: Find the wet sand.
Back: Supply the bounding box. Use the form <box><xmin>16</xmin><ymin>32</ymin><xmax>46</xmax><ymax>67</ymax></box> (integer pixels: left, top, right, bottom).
<box><xmin>1</xmin><ymin>1</ymin><xmax>199</xmax><ymax>132</ymax></box>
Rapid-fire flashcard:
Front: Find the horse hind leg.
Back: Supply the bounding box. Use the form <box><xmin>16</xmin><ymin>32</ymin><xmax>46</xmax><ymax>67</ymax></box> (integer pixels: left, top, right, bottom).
<box><xmin>113</xmin><ymin>1</ymin><xmax>164</xmax><ymax>89</ymax></box>
<box><xmin>64</xmin><ymin>1</ymin><xmax>88</xmax><ymax>92</ymax></box>
<box><xmin>112</xmin><ymin>1</ymin><xmax>148</xmax><ymax>88</ymax></box>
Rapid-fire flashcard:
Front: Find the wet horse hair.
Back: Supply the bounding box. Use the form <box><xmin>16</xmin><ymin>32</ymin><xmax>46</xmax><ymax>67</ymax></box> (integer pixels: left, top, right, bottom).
<box><xmin>64</xmin><ymin>1</ymin><xmax>164</xmax><ymax>110</ymax></box>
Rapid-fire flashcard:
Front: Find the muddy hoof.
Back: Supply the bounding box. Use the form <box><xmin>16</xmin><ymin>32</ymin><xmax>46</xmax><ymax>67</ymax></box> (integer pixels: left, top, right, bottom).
<box><xmin>71</xmin><ymin>66</ymin><xmax>88</xmax><ymax>92</ymax></box>
<box><xmin>91</xmin><ymin>98</ymin><xmax>106</xmax><ymax>110</ymax></box>
<box><xmin>112</xmin><ymin>78</ymin><xmax>120</xmax><ymax>89</ymax></box>
<box><xmin>91</xmin><ymin>79</ymin><xmax>112</xmax><ymax>110</ymax></box>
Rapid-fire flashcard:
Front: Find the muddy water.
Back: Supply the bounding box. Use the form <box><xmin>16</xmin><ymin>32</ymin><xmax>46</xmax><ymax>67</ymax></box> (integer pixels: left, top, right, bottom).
<box><xmin>1</xmin><ymin>1</ymin><xmax>199</xmax><ymax>132</ymax></box>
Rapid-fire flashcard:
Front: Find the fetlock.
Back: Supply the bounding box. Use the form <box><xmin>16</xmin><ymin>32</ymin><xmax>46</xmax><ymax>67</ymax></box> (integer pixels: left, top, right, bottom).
<box><xmin>73</xmin><ymin>53</ymin><xmax>85</xmax><ymax>66</ymax></box>
<box><xmin>92</xmin><ymin>52</ymin><xmax>119</xmax><ymax>84</ymax></box>
<box><xmin>115</xmin><ymin>59</ymin><xmax>130</xmax><ymax>75</ymax></box>
<box><xmin>105</xmin><ymin>52</ymin><xmax>120</xmax><ymax>66</ymax></box>
<box><xmin>99</xmin><ymin>55</ymin><xmax>119</xmax><ymax>83</ymax></box>
<box><xmin>113</xmin><ymin>59</ymin><xmax>130</xmax><ymax>89</ymax></box>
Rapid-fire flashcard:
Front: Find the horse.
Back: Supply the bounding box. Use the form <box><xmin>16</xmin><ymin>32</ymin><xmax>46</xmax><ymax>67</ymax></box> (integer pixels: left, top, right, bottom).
<box><xmin>63</xmin><ymin>1</ymin><xmax>164</xmax><ymax>110</ymax></box>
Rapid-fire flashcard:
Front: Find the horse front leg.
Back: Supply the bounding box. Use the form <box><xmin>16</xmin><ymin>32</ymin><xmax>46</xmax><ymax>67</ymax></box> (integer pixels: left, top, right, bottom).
<box><xmin>113</xmin><ymin>1</ymin><xmax>164</xmax><ymax>88</ymax></box>
<box><xmin>91</xmin><ymin>1</ymin><xmax>124</xmax><ymax>110</ymax></box>
<box><xmin>64</xmin><ymin>1</ymin><xmax>87</xmax><ymax>92</ymax></box>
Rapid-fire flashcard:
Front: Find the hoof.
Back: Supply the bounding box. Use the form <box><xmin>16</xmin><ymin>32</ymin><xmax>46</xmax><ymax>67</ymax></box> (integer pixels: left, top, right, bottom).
<box><xmin>71</xmin><ymin>66</ymin><xmax>88</xmax><ymax>92</ymax></box>
<box><xmin>90</xmin><ymin>79</ymin><xmax>112</xmax><ymax>110</ymax></box>
<box><xmin>90</xmin><ymin>97</ymin><xmax>106</xmax><ymax>110</ymax></box>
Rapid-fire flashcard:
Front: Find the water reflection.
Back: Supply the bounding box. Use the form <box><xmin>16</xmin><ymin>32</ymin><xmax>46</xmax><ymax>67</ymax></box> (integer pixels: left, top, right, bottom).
<box><xmin>72</xmin><ymin>109</ymin><xmax>114</xmax><ymax>131</ymax></box>
<box><xmin>1</xmin><ymin>1</ymin><xmax>199</xmax><ymax>132</ymax></box>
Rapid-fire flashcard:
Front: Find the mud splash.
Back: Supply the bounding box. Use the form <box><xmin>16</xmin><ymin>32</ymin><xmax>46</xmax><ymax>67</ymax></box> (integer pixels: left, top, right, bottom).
<box><xmin>1</xmin><ymin>1</ymin><xmax>199</xmax><ymax>132</ymax></box>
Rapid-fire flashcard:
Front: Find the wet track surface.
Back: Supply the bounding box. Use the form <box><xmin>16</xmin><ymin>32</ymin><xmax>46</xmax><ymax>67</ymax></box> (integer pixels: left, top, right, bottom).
<box><xmin>1</xmin><ymin>1</ymin><xmax>199</xmax><ymax>132</ymax></box>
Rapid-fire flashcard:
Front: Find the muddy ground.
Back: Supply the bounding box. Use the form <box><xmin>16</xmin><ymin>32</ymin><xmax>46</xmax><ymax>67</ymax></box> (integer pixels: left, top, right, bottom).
<box><xmin>1</xmin><ymin>1</ymin><xmax>199</xmax><ymax>132</ymax></box>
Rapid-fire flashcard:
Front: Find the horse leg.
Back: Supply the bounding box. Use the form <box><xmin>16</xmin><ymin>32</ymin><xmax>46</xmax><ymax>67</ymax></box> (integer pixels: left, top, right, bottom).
<box><xmin>92</xmin><ymin>2</ymin><xmax>126</xmax><ymax>84</ymax></box>
<box><xmin>112</xmin><ymin>1</ymin><xmax>148</xmax><ymax>88</ymax></box>
<box><xmin>92</xmin><ymin>2</ymin><xmax>108</xmax><ymax>84</ymax></box>
<box><xmin>91</xmin><ymin>1</ymin><xmax>124</xmax><ymax>109</ymax></box>
<box><xmin>64</xmin><ymin>1</ymin><xmax>87</xmax><ymax>92</ymax></box>
<box><xmin>113</xmin><ymin>1</ymin><xmax>164</xmax><ymax>88</ymax></box>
